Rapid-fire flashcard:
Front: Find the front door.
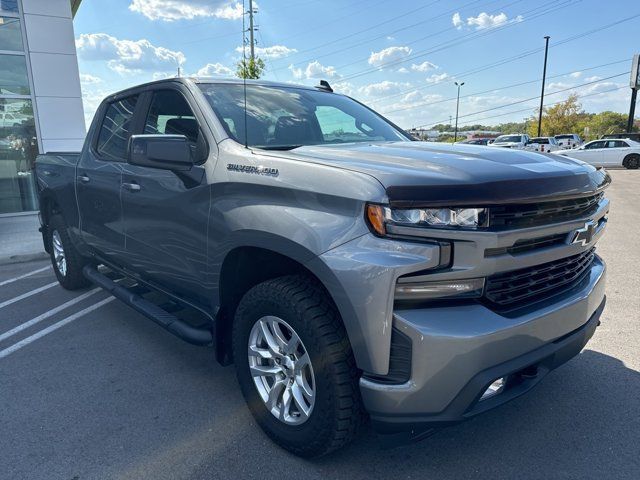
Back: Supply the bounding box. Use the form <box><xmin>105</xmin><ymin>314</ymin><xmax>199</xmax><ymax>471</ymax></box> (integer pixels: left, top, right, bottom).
<box><xmin>120</xmin><ymin>88</ymin><xmax>212</xmax><ymax>304</ymax></box>
<box><xmin>77</xmin><ymin>94</ymin><xmax>140</xmax><ymax>263</ymax></box>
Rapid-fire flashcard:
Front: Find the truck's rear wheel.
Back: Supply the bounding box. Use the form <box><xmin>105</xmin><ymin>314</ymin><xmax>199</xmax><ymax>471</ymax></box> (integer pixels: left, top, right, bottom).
<box><xmin>232</xmin><ymin>275</ymin><xmax>364</xmax><ymax>457</ymax></box>
<box><xmin>49</xmin><ymin>214</ymin><xmax>91</xmax><ymax>290</ymax></box>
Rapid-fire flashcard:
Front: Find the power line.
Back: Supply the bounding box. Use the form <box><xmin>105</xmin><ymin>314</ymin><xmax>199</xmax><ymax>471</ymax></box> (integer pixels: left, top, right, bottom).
<box><xmin>414</xmin><ymin>77</ymin><xmax>628</xmax><ymax>128</ymax></box>
<box><xmin>379</xmin><ymin>59</ymin><xmax>629</xmax><ymax>115</ymax></box>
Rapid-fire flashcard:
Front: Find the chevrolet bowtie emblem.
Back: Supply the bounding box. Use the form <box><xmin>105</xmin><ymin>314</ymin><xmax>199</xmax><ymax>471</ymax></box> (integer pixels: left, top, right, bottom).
<box><xmin>571</xmin><ymin>220</ymin><xmax>596</xmax><ymax>246</ymax></box>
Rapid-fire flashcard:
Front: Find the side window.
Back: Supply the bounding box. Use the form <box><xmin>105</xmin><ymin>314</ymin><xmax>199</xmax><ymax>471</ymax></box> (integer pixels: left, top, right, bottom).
<box><xmin>607</xmin><ymin>140</ymin><xmax>627</xmax><ymax>148</ymax></box>
<box><xmin>144</xmin><ymin>90</ymin><xmax>199</xmax><ymax>143</ymax></box>
<box><xmin>585</xmin><ymin>141</ymin><xmax>604</xmax><ymax>150</ymax></box>
<box><xmin>96</xmin><ymin>95</ymin><xmax>139</xmax><ymax>161</ymax></box>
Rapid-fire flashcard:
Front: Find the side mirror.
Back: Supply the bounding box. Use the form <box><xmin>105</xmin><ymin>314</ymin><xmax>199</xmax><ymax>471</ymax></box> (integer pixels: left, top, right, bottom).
<box><xmin>128</xmin><ymin>134</ymin><xmax>193</xmax><ymax>171</ymax></box>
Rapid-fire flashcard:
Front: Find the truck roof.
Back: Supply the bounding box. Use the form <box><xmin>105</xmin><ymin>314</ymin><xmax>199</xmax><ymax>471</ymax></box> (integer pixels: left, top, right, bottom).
<box><xmin>105</xmin><ymin>76</ymin><xmax>328</xmax><ymax>100</ymax></box>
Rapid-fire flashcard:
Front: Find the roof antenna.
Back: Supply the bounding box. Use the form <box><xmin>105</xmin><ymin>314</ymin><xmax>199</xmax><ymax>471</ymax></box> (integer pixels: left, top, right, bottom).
<box><xmin>242</xmin><ymin>0</ymin><xmax>249</xmax><ymax>149</ymax></box>
<box><xmin>317</xmin><ymin>80</ymin><xmax>333</xmax><ymax>92</ymax></box>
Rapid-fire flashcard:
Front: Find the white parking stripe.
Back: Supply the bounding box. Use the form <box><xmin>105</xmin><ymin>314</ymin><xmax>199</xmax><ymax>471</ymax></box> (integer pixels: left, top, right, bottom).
<box><xmin>0</xmin><ymin>266</ymin><xmax>51</xmax><ymax>287</ymax></box>
<box><xmin>0</xmin><ymin>281</ymin><xmax>59</xmax><ymax>310</ymax></box>
<box><xmin>0</xmin><ymin>297</ymin><xmax>115</xmax><ymax>359</ymax></box>
<box><xmin>0</xmin><ymin>288</ymin><xmax>101</xmax><ymax>343</ymax></box>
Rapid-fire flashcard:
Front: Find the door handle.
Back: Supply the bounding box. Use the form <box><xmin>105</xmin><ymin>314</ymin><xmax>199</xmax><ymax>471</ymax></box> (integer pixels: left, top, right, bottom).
<box><xmin>122</xmin><ymin>182</ymin><xmax>141</xmax><ymax>192</ymax></box>
<box><xmin>78</xmin><ymin>174</ymin><xmax>90</xmax><ymax>183</ymax></box>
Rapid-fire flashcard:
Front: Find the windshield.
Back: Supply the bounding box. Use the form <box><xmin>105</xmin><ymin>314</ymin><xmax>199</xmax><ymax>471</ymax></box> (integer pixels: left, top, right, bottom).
<box><xmin>530</xmin><ymin>137</ymin><xmax>549</xmax><ymax>144</ymax></box>
<box><xmin>555</xmin><ymin>135</ymin><xmax>573</xmax><ymax>139</ymax></box>
<box><xmin>494</xmin><ymin>135</ymin><xmax>522</xmax><ymax>143</ymax></box>
<box><xmin>198</xmin><ymin>83</ymin><xmax>410</xmax><ymax>149</ymax></box>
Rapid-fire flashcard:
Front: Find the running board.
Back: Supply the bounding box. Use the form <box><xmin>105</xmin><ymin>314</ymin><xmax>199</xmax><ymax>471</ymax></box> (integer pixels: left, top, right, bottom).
<box><xmin>83</xmin><ymin>265</ymin><xmax>213</xmax><ymax>346</ymax></box>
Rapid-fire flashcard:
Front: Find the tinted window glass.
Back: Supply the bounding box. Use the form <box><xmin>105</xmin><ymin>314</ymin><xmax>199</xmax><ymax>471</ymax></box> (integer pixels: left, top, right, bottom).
<box><xmin>0</xmin><ymin>16</ymin><xmax>22</xmax><ymax>51</ymax></box>
<box><xmin>198</xmin><ymin>84</ymin><xmax>408</xmax><ymax>148</ymax></box>
<box><xmin>144</xmin><ymin>90</ymin><xmax>199</xmax><ymax>143</ymax></box>
<box><xmin>96</xmin><ymin>96</ymin><xmax>139</xmax><ymax>161</ymax></box>
<box><xmin>584</xmin><ymin>141</ymin><xmax>605</xmax><ymax>150</ymax></box>
<box><xmin>606</xmin><ymin>140</ymin><xmax>627</xmax><ymax>148</ymax></box>
<box><xmin>0</xmin><ymin>1</ymin><xmax>18</xmax><ymax>13</ymax></box>
<box><xmin>0</xmin><ymin>54</ymin><xmax>29</xmax><ymax>95</ymax></box>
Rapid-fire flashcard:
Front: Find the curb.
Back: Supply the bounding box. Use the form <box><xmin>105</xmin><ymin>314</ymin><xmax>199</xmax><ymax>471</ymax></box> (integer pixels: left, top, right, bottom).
<box><xmin>0</xmin><ymin>252</ymin><xmax>49</xmax><ymax>266</ymax></box>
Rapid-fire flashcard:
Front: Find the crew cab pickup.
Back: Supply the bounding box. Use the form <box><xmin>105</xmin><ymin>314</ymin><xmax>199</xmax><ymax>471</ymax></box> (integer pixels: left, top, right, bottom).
<box><xmin>35</xmin><ymin>78</ymin><xmax>609</xmax><ymax>457</ymax></box>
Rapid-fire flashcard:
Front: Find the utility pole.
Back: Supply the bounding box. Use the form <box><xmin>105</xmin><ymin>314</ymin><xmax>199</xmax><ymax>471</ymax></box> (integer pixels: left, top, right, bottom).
<box><xmin>537</xmin><ymin>36</ymin><xmax>550</xmax><ymax>137</ymax></box>
<box><xmin>454</xmin><ymin>81</ymin><xmax>464</xmax><ymax>142</ymax></box>
<box><xmin>627</xmin><ymin>54</ymin><xmax>639</xmax><ymax>132</ymax></box>
<box><xmin>248</xmin><ymin>0</ymin><xmax>256</xmax><ymax>63</ymax></box>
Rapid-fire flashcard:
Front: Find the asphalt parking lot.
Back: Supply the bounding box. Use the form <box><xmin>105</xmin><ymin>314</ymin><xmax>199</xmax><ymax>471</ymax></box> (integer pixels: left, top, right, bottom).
<box><xmin>1</xmin><ymin>170</ymin><xmax>639</xmax><ymax>480</ymax></box>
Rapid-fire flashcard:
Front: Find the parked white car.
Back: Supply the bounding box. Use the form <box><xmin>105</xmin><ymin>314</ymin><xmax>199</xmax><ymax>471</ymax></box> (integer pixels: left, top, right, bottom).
<box><xmin>489</xmin><ymin>134</ymin><xmax>530</xmax><ymax>149</ymax></box>
<box><xmin>555</xmin><ymin>138</ymin><xmax>640</xmax><ymax>169</ymax></box>
<box><xmin>525</xmin><ymin>137</ymin><xmax>561</xmax><ymax>153</ymax></box>
<box><xmin>555</xmin><ymin>134</ymin><xmax>583</xmax><ymax>149</ymax></box>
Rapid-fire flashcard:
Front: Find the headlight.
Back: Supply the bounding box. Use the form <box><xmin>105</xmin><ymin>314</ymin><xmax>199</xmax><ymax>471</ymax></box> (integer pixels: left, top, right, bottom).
<box><xmin>366</xmin><ymin>204</ymin><xmax>487</xmax><ymax>236</ymax></box>
<box><xmin>395</xmin><ymin>278</ymin><xmax>485</xmax><ymax>301</ymax></box>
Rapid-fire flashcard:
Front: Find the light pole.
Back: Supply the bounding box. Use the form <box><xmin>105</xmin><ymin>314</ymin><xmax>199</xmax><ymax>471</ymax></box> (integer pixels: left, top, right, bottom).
<box><xmin>537</xmin><ymin>36</ymin><xmax>550</xmax><ymax>136</ymax></box>
<box><xmin>454</xmin><ymin>81</ymin><xmax>464</xmax><ymax>142</ymax></box>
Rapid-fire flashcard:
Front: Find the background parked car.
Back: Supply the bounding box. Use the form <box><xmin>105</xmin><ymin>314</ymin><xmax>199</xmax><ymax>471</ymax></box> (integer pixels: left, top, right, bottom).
<box><xmin>525</xmin><ymin>136</ymin><xmax>561</xmax><ymax>153</ymax></box>
<box><xmin>488</xmin><ymin>134</ymin><xmax>529</xmax><ymax>149</ymax></box>
<box><xmin>555</xmin><ymin>138</ymin><xmax>640</xmax><ymax>169</ymax></box>
<box><xmin>601</xmin><ymin>132</ymin><xmax>640</xmax><ymax>143</ymax></box>
<box><xmin>456</xmin><ymin>138</ymin><xmax>491</xmax><ymax>145</ymax></box>
<box><xmin>555</xmin><ymin>134</ymin><xmax>583</xmax><ymax>149</ymax></box>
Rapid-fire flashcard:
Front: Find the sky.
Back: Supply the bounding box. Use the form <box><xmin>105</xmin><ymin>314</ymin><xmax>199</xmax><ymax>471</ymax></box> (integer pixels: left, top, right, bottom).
<box><xmin>73</xmin><ymin>0</ymin><xmax>640</xmax><ymax>129</ymax></box>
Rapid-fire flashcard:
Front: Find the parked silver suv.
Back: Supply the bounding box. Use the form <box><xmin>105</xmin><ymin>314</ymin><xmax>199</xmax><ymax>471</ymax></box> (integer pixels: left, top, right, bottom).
<box><xmin>36</xmin><ymin>78</ymin><xmax>609</xmax><ymax>457</ymax></box>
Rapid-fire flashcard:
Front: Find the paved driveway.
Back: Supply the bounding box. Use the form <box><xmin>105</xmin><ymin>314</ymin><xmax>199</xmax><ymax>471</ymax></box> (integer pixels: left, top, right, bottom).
<box><xmin>1</xmin><ymin>170</ymin><xmax>639</xmax><ymax>479</ymax></box>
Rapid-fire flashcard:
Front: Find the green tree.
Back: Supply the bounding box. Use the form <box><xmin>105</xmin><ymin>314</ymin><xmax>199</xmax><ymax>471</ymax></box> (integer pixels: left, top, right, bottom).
<box><xmin>526</xmin><ymin>94</ymin><xmax>585</xmax><ymax>136</ymax></box>
<box><xmin>236</xmin><ymin>57</ymin><xmax>265</xmax><ymax>80</ymax></box>
<box><xmin>579</xmin><ymin>111</ymin><xmax>628</xmax><ymax>140</ymax></box>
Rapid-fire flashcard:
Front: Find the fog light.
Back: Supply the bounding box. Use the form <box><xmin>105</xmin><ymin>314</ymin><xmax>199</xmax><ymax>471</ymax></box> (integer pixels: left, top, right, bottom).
<box><xmin>480</xmin><ymin>377</ymin><xmax>506</xmax><ymax>401</ymax></box>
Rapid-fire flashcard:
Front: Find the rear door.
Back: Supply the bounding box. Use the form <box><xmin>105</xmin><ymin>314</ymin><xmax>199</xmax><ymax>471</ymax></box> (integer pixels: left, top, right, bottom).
<box><xmin>120</xmin><ymin>86</ymin><xmax>213</xmax><ymax>304</ymax></box>
<box><xmin>77</xmin><ymin>94</ymin><xmax>141</xmax><ymax>263</ymax></box>
<box><xmin>602</xmin><ymin>140</ymin><xmax>630</xmax><ymax>166</ymax></box>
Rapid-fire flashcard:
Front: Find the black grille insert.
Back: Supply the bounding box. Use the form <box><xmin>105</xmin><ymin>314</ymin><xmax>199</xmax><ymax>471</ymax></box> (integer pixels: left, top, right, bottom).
<box><xmin>484</xmin><ymin>248</ymin><xmax>596</xmax><ymax>309</ymax></box>
<box><xmin>489</xmin><ymin>193</ymin><xmax>602</xmax><ymax>229</ymax></box>
<box><xmin>485</xmin><ymin>233</ymin><xmax>568</xmax><ymax>257</ymax></box>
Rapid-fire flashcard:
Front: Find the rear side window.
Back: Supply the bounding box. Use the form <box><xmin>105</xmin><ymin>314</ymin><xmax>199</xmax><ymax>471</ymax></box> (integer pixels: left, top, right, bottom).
<box><xmin>606</xmin><ymin>140</ymin><xmax>627</xmax><ymax>148</ymax></box>
<box><xmin>96</xmin><ymin>95</ymin><xmax>139</xmax><ymax>161</ymax></box>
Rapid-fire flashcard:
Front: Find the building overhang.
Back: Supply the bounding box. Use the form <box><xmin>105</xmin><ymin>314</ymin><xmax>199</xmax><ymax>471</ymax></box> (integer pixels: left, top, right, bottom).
<box><xmin>71</xmin><ymin>0</ymin><xmax>82</xmax><ymax>17</ymax></box>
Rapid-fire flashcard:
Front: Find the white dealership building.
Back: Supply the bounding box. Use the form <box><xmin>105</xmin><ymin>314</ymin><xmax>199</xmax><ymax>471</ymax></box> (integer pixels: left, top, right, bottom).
<box><xmin>0</xmin><ymin>0</ymin><xmax>84</xmax><ymax>216</ymax></box>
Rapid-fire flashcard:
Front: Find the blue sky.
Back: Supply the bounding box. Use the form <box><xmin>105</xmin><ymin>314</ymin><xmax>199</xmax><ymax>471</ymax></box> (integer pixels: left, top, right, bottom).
<box><xmin>73</xmin><ymin>0</ymin><xmax>640</xmax><ymax>128</ymax></box>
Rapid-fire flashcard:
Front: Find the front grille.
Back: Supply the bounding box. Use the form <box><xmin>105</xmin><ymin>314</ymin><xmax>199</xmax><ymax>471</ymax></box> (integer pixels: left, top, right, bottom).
<box><xmin>489</xmin><ymin>193</ymin><xmax>602</xmax><ymax>229</ymax></box>
<box><xmin>484</xmin><ymin>248</ymin><xmax>596</xmax><ymax>309</ymax></box>
<box><xmin>485</xmin><ymin>233</ymin><xmax>568</xmax><ymax>257</ymax></box>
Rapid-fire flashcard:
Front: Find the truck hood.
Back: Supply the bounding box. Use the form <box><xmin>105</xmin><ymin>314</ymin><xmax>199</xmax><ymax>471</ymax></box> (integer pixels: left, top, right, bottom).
<box><xmin>273</xmin><ymin>141</ymin><xmax>610</xmax><ymax>206</ymax></box>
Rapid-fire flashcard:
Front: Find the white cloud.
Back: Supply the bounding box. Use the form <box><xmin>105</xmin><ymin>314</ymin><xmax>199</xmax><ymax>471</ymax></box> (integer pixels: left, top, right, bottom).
<box><xmin>569</xmin><ymin>71</ymin><xmax>582</xmax><ymax>78</ymax></box>
<box><xmin>79</xmin><ymin>73</ymin><xmax>102</xmax><ymax>84</ymax></box>
<box><xmin>452</xmin><ymin>12</ymin><xmax>462</xmax><ymax>29</ymax></box>
<box><xmin>398</xmin><ymin>67</ymin><xmax>409</xmax><ymax>74</ymax></box>
<box><xmin>426</xmin><ymin>72</ymin><xmax>450</xmax><ymax>84</ymax></box>
<box><xmin>289</xmin><ymin>60</ymin><xmax>338</xmax><ymax>80</ymax></box>
<box><xmin>196</xmin><ymin>62</ymin><xmax>234</xmax><ymax>76</ymax></box>
<box><xmin>332</xmin><ymin>81</ymin><xmax>355</xmax><ymax>96</ymax></box>
<box><xmin>585</xmin><ymin>75</ymin><xmax>601</xmax><ymax>82</ymax></box>
<box><xmin>411</xmin><ymin>61</ymin><xmax>438</xmax><ymax>72</ymax></box>
<box><xmin>76</xmin><ymin>33</ymin><xmax>185</xmax><ymax>75</ymax></box>
<box><xmin>129</xmin><ymin>0</ymin><xmax>243</xmax><ymax>22</ymax></box>
<box><xmin>234</xmin><ymin>45</ymin><xmax>297</xmax><ymax>59</ymax></box>
<box><xmin>359</xmin><ymin>81</ymin><xmax>411</xmax><ymax>97</ymax></box>
<box><xmin>455</xmin><ymin>12</ymin><xmax>523</xmax><ymax>30</ymax></box>
<box><xmin>368</xmin><ymin>46</ymin><xmax>412</xmax><ymax>68</ymax></box>
<box><xmin>548</xmin><ymin>81</ymin><xmax>573</xmax><ymax>90</ymax></box>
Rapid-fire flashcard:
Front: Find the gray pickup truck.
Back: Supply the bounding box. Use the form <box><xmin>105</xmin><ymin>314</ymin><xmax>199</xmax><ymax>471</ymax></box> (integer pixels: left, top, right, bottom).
<box><xmin>35</xmin><ymin>78</ymin><xmax>609</xmax><ymax>457</ymax></box>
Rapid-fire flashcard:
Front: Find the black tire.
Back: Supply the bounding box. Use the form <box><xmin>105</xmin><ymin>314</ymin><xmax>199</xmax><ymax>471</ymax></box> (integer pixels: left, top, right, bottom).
<box><xmin>623</xmin><ymin>154</ymin><xmax>640</xmax><ymax>169</ymax></box>
<box><xmin>48</xmin><ymin>214</ymin><xmax>91</xmax><ymax>290</ymax></box>
<box><xmin>232</xmin><ymin>274</ymin><xmax>364</xmax><ymax>457</ymax></box>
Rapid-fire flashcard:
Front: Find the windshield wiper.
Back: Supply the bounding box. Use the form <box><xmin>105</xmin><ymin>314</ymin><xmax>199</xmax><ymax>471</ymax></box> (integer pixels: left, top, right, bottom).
<box><xmin>255</xmin><ymin>145</ymin><xmax>304</xmax><ymax>151</ymax></box>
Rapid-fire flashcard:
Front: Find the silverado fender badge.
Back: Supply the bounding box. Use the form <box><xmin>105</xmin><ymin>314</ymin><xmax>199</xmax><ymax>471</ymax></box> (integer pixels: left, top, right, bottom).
<box><xmin>571</xmin><ymin>220</ymin><xmax>596</xmax><ymax>246</ymax></box>
<box><xmin>227</xmin><ymin>164</ymin><xmax>279</xmax><ymax>176</ymax></box>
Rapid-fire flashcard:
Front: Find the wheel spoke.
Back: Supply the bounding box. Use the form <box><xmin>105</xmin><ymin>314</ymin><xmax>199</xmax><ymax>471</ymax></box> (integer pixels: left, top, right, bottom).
<box><xmin>269</xmin><ymin>318</ymin><xmax>289</xmax><ymax>350</ymax></box>
<box><xmin>295</xmin><ymin>372</ymin><xmax>314</xmax><ymax>400</ymax></box>
<box><xmin>259</xmin><ymin>320</ymin><xmax>281</xmax><ymax>355</ymax></box>
<box><xmin>294</xmin><ymin>352</ymin><xmax>310</xmax><ymax>372</ymax></box>
<box><xmin>250</xmin><ymin>364</ymin><xmax>280</xmax><ymax>377</ymax></box>
<box><xmin>248</xmin><ymin>344</ymin><xmax>272</xmax><ymax>360</ymax></box>
<box><xmin>279</xmin><ymin>386</ymin><xmax>292</xmax><ymax>421</ymax></box>
<box><xmin>266</xmin><ymin>378</ymin><xmax>286</xmax><ymax>411</ymax></box>
<box><xmin>291</xmin><ymin>384</ymin><xmax>311</xmax><ymax>419</ymax></box>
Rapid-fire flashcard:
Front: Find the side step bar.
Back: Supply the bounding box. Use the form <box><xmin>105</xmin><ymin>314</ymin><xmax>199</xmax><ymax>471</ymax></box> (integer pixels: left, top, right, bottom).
<box><xmin>83</xmin><ymin>265</ymin><xmax>213</xmax><ymax>346</ymax></box>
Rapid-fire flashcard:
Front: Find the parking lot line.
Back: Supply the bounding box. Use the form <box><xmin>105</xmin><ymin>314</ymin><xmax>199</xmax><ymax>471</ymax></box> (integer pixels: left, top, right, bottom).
<box><xmin>0</xmin><ymin>281</ymin><xmax>59</xmax><ymax>310</ymax></box>
<box><xmin>0</xmin><ymin>288</ymin><xmax>101</xmax><ymax>343</ymax></box>
<box><xmin>0</xmin><ymin>297</ymin><xmax>115</xmax><ymax>360</ymax></box>
<box><xmin>0</xmin><ymin>266</ymin><xmax>51</xmax><ymax>287</ymax></box>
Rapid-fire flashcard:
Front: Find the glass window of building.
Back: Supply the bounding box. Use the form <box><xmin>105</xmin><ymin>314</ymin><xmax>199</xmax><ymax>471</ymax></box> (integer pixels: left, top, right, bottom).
<box><xmin>0</xmin><ymin>54</ymin><xmax>30</xmax><ymax>95</ymax></box>
<box><xmin>0</xmin><ymin>1</ymin><xmax>18</xmax><ymax>14</ymax></box>
<box><xmin>0</xmin><ymin>15</ymin><xmax>24</xmax><ymax>51</ymax></box>
<box><xmin>0</xmin><ymin>98</ymin><xmax>38</xmax><ymax>213</ymax></box>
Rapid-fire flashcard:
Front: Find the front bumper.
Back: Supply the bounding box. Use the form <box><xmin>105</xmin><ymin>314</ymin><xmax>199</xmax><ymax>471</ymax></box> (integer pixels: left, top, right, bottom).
<box><xmin>360</xmin><ymin>255</ymin><xmax>606</xmax><ymax>439</ymax></box>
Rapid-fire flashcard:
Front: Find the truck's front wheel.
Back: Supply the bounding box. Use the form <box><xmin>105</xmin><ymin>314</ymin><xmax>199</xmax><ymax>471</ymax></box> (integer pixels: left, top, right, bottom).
<box><xmin>232</xmin><ymin>275</ymin><xmax>364</xmax><ymax>457</ymax></box>
<box><xmin>49</xmin><ymin>214</ymin><xmax>91</xmax><ymax>290</ymax></box>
